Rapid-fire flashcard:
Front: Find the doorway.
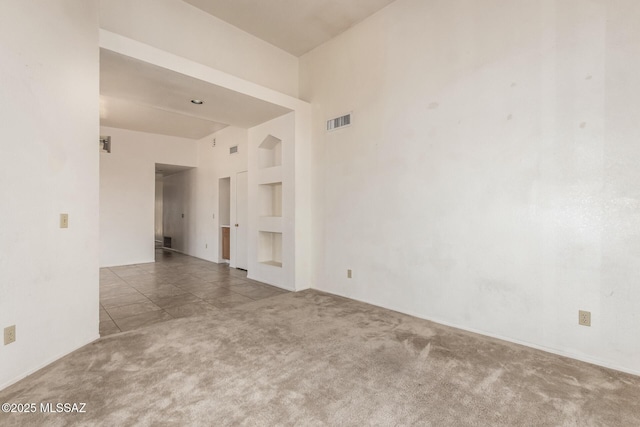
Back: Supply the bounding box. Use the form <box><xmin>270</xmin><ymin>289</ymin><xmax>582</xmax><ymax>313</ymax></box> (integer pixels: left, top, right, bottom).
<box><xmin>154</xmin><ymin>174</ymin><xmax>163</xmax><ymax>249</ymax></box>
<box><xmin>155</xmin><ymin>163</ymin><xmax>194</xmax><ymax>254</ymax></box>
<box><xmin>218</xmin><ymin>177</ymin><xmax>231</xmax><ymax>263</ymax></box>
<box><xmin>235</xmin><ymin>171</ymin><xmax>248</xmax><ymax>270</ymax></box>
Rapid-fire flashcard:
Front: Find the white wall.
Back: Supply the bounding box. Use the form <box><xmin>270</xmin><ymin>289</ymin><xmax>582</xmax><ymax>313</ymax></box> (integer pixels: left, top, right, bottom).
<box><xmin>100</xmin><ymin>0</ymin><xmax>299</xmax><ymax>97</ymax></box>
<box><xmin>100</xmin><ymin>126</ymin><xmax>197</xmax><ymax>267</ymax></box>
<box><xmin>162</xmin><ymin>126</ymin><xmax>248</xmax><ymax>263</ymax></box>
<box><xmin>0</xmin><ymin>0</ymin><xmax>100</xmax><ymax>389</ymax></box>
<box><xmin>248</xmin><ymin>113</ymin><xmax>296</xmax><ymax>290</ymax></box>
<box><xmin>300</xmin><ymin>0</ymin><xmax>640</xmax><ymax>374</ymax></box>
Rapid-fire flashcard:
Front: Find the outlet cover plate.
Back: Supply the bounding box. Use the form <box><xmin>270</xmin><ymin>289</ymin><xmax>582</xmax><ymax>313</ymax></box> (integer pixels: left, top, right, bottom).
<box><xmin>579</xmin><ymin>310</ymin><xmax>591</xmax><ymax>327</ymax></box>
<box><xmin>4</xmin><ymin>325</ymin><xmax>16</xmax><ymax>345</ymax></box>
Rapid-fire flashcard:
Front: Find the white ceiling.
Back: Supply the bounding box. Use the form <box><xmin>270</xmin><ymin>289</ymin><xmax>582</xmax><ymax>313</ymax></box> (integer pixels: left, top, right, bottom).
<box><xmin>100</xmin><ymin>49</ymin><xmax>291</xmax><ymax>139</ymax></box>
<box><xmin>183</xmin><ymin>0</ymin><xmax>397</xmax><ymax>56</ymax></box>
<box><xmin>100</xmin><ymin>2</ymin><xmax>397</xmax><ymax>138</ymax></box>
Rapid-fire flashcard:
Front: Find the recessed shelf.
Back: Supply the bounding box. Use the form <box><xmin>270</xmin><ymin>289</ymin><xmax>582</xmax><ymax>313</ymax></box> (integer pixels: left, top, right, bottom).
<box><xmin>258</xmin><ymin>182</ymin><xmax>282</xmax><ymax>217</ymax></box>
<box><xmin>257</xmin><ymin>165</ymin><xmax>282</xmax><ymax>185</ymax></box>
<box><xmin>260</xmin><ymin>260</ymin><xmax>282</xmax><ymax>268</ymax></box>
<box><xmin>258</xmin><ymin>216</ymin><xmax>282</xmax><ymax>233</ymax></box>
<box><xmin>259</xmin><ymin>135</ymin><xmax>282</xmax><ymax>169</ymax></box>
<box><xmin>258</xmin><ymin>231</ymin><xmax>282</xmax><ymax>268</ymax></box>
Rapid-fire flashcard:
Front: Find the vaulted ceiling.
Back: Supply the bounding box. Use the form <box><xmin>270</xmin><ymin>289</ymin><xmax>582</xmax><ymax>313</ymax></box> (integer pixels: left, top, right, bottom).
<box><xmin>100</xmin><ymin>0</ymin><xmax>397</xmax><ymax>139</ymax></box>
<box><xmin>183</xmin><ymin>0</ymin><xmax>396</xmax><ymax>56</ymax></box>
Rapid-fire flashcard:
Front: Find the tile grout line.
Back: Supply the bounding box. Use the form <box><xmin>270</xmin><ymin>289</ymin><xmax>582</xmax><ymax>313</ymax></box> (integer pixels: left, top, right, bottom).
<box><xmin>99</xmin><ymin>249</ymin><xmax>289</xmax><ymax>333</ymax></box>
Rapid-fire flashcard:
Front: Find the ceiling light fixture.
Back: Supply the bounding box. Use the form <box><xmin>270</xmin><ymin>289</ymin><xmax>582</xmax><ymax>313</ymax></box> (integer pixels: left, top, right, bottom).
<box><xmin>190</xmin><ymin>99</ymin><xmax>204</xmax><ymax>105</ymax></box>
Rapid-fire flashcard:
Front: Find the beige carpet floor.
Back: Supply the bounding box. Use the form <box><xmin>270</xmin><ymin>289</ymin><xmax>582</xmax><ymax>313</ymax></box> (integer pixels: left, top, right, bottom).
<box><xmin>1</xmin><ymin>290</ymin><xmax>639</xmax><ymax>426</ymax></box>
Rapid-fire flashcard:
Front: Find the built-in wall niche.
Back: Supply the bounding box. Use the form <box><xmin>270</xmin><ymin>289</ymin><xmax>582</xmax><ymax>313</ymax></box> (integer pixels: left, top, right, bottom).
<box><xmin>258</xmin><ymin>231</ymin><xmax>282</xmax><ymax>267</ymax></box>
<box><xmin>258</xmin><ymin>135</ymin><xmax>282</xmax><ymax>169</ymax></box>
<box><xmin>258</xmin><ymin>182</ymin><xmax>282</xmax><ymax>217</ymax></box>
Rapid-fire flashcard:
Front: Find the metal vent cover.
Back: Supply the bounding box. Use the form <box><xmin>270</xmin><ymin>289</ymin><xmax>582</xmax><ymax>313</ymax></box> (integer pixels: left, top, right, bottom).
<box><xmin>229</xmin><ymin>145</ymin><xmax>238</xmax><ymax>154</ymax></box>
<box><xmin>327</xmin><ymin>113</ymin><xmax>351</xmax><ymax>131</ymax></box>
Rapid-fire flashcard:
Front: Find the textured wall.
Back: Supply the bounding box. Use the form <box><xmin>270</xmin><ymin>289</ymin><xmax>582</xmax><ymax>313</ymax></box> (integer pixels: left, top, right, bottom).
<box><xmin>300</xmin><ymin>0</ymin><xmax>640</xmax><ymax>374</ymax></box>
<box><xmin>0</xmin><ymin>0</ymin><xmax>100</xmax><ymax>389</ymax></box>
<box><xmin>99</xmin><ymin>127</ymin><xmax>197</xmax><ymax>267</ymax></box>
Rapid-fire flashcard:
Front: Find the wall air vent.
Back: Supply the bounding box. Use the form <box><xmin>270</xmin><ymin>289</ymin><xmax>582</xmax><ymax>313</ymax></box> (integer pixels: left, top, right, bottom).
<box><xmin>327</xmin><ymin>113</ymin><xmax>351</xmax><ymax>131</ymax></box>
<box><xmin>229</xmin><ymin>145</ymin><xmax>238</xmax><ymax>154</ymax></box>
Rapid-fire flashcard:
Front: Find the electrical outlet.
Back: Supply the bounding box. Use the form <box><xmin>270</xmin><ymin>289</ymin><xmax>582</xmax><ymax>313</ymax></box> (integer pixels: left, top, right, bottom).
<box><xmin>4</xmin><ymin>325</ymin><xmax>16</xmax><ymax>345</ymax></box>
<box><xmin>347</xmin><ymin>269</ymin><xmax>352</xmax><ymax>279</ymax></box>
<box><xmin>60</xmin><ymin>213</ymin><xmax>69</xmax><ymax>228</ymax></box>
<box><xmin>579</xmin><ymin>310</ymin><xmax>591</xmax><ymax>327</ymax></box>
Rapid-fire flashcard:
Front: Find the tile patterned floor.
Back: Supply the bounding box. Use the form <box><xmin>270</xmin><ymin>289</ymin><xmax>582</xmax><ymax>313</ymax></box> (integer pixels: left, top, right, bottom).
<box><xmin>99</xmin><ymin>249</ymin><xmax>287</xmax><ymax>336</ymax></box>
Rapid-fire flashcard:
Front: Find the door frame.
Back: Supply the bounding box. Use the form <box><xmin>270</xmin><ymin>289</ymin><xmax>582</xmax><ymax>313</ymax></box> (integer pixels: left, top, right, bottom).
<box><xmin>234</xmin><ymin>170</ymin><xmax>248</xmax><ymax>270</ymax></box>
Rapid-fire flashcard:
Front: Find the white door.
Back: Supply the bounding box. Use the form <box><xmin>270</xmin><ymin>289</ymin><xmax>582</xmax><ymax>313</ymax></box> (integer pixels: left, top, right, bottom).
<box><xmin>235</xmin><ymin>171</ymin><xmax>248</xmax><ymax>270</ymax></box>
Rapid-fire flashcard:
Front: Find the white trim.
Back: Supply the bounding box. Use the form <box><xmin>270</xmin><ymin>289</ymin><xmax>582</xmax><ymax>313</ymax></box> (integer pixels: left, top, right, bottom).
<box><xmin>101</xmin><ymin>258</ymin><xmax>155</xmax><ymax>268</ymax></box>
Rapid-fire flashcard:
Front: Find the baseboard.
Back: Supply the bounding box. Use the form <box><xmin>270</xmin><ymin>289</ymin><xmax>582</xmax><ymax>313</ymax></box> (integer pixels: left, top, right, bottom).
<box><xmin>100</xmin><ymin>258</ymin><xmax>155</xmax><ymax>268</ymax></box>
<box><xmin>245</xmin><ymin>272</ymin><xmax>294</xmax><ymax>291</ymax></box>
<box><xmin>316</xmin><ymin>288</ymin><xmax>640</xmax><ymax>378</ymax></box>
<box><xmin>168</xmin><ymin>249</ymin><xmax>226</xmax><ymax>266</ymax></box>
<box><xmin>160</xmin><ymin>247</ymin><xmax>182</xmax><ymax>254</ymax></box>
<box><xmin>0</xmin><ymin>334</ymin><xmax>100</xmax><ymax>392</ymax></box>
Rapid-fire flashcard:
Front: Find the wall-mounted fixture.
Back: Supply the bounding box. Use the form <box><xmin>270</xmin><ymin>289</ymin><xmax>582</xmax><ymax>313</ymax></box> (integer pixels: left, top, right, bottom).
<box><xmin>327</xmin><ymin>113</ymin><xmax>351</xmax><ymax>131</ymax></box>
<box><xmin>99</xmin><ymin>135</ymin><xmax>111</xmax><ymax>153</ymax></box>
<box><xmin>191</xmin><ymin>99</ymin><xmax>204</xmax><ymax>105</ymax></box>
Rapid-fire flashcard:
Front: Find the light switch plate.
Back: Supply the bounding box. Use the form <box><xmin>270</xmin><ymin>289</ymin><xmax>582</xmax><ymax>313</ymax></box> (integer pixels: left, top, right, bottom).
<box><xmin>60</xmin><ymin>213</ymin><xmax>69</xmax><ymax>228</ymax></box>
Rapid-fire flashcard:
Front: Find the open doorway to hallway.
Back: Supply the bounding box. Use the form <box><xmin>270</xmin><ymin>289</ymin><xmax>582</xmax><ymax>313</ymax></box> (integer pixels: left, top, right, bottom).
<box><xmin>217</xmin><ymin>172</ymin><xmax>249</xmax><ymax>271</ymax></box>
<box><xmin>155</xmin><ymin>163</ymin><xmax>193</xmax><ymax>254</ymax></box>
<box><xmin>155</xmin><ymin>173</ymin><xmax>163</xmax><ymax>249</ymax></box>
